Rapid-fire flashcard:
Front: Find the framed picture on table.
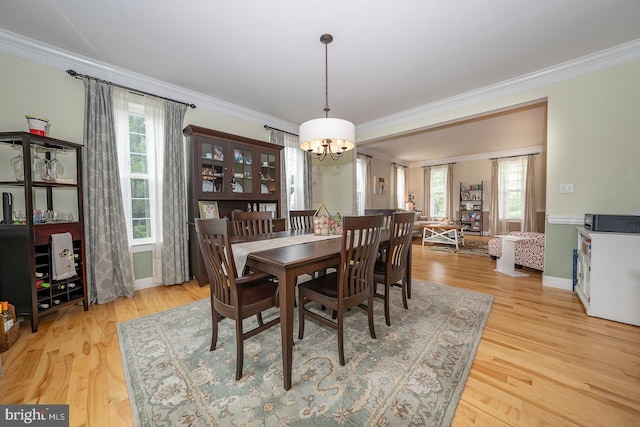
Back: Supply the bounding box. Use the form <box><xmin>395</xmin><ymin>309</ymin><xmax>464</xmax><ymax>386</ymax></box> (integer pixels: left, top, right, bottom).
<box><xmin>198</xmin><ymin>201</ymin><xmax>219</xmax><ymax>219</ymax></box>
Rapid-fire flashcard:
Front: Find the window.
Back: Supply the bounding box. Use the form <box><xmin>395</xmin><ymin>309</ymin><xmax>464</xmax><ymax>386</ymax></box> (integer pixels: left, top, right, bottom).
<box><xmin>128</xmin><ymin>109</ymin><xmax>152</xmax><ymax>240</ymax></box>
<box><xmin>356</xmin><ymin>155</ymin><xmax>366</xmax><ymax>214</ymax></box>
<box><xmin>430</xmin><ymin>167</ymin><xmax>446</xmax><ymax>217</ymax></box>
<box><xmin>395</xmin><ymin>166</ymin><xmax>406</xmax><ymax>209</ymax></box>
<box><xmin>113</xmin><ymin>91</ymin><xmax>164</xmax><ymax>246</ymax></box>
<box><xmin>498</xmin><ymin>157</ymin><xmax>527</xmax><ymax>222</ymax></box>
<box><xmin>282</xmin><ymin>133</ymin><xmax>310</xmax><ymax>212</ymax></box>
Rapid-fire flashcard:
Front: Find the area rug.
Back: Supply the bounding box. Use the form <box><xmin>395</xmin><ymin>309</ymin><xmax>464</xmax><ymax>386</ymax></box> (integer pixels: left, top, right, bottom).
<box><xmin>117</xmin><ymin>280</ymin><xmax>493</xmax><ymax>426</ymax></box>
<box><xmin>418</xmin><ymin>239</ymin><xmax>490</xmax><ymax>257</ymax></box>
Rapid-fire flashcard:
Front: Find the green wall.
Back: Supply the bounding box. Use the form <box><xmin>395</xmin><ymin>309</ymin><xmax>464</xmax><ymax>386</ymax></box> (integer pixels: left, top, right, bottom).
<box><xmin>3</xmin><ymin>50</ymin><xmax>640</xmax><ymax>287</ymax></box>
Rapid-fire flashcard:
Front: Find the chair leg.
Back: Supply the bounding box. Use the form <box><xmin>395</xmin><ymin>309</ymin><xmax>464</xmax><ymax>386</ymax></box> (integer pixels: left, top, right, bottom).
<box><xmin>256</xmin><ymin>312</ymin><xmax>264</xmax><ymax>326</ymax></box>
<box><xmin>401</xmin><ymin>279</ymin><xmax>409</xmax><ymax>309</ymax></box>
<box><xmin>337</xmin><ymin>312</ymin><xmax>345</xmax><ymax>366</ymax></box>
<box><xmin>368</xmin><ymin>292</ymin><xmax>377</xmax><ymax>339</ymax></box>
<box><xmin>298</xmin><ymin>298</ymin><xmax>306</xmax><ymax>339</ymax></box>
<box><xmin>235</xmin><ymin>320</ymin><xmax>244</xmax><ymax>381</ymax></box>
<box><xmin>210</xmin><ymin>308</ymin><xmax>219</xmax><ymax>351</ymax></box>
<box><xmin>384</xmin><ymin>282</ymin><xmax>391</xmax><ymax>326</ymax></box>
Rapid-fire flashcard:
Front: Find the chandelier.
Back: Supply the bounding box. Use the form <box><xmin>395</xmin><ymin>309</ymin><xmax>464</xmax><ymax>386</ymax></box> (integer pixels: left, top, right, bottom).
<box><xmin>299</xmin><ymin>34</ymin><xmax>355</xmax><ymax>161</ymax></box>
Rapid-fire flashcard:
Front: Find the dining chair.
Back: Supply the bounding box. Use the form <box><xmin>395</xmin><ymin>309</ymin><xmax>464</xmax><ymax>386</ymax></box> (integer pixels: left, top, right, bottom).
<box><xmin>289</xmin><ymin>209</ymin><xmax>316</xmax><ymax>231</ymax></box>
<box><xmin>373</xmin><ymin>211</ymin><xmax>415</xmax><ymax>326</ymax></box>
<box><xmin>195</xmin><ymin>218</ymin><xmax>280</xmax><ymax>380</ymax></box>
<box><xmin>231</xmin><ymin>210</ymin><xmax>274</xmax><ymax>236</ymax></box>
<box><xmin>298</xmin><ymin>214</ymin><xmax>383</xmax><ymax>366</ymax></box>
<box><xmin>364</xmin><ymin>208</ymin><xmax>396</xmax><ymax>229</ymax></box>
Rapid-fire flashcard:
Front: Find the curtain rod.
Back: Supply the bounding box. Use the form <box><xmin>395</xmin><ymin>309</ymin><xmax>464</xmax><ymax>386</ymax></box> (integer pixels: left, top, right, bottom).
<box><xmin>422</xmin><ymin>162</ymin><xmax>456</xmax><ymax>168</ymax></box>
<box><xmin>264</xmin><ymin>125</ymin><xmax>298</xmax><ymax>137</ymax></box>
<box><xmin>392</xmin><ymin>162</ymin><xmax>407</xmax><ymax>168</ymax></box>
<box><xmin>66</xmin><ymin>70</ymin><xmax>196</xmax><ymax>109</ymax></box>
<box><xmin>489</xmin><ymin>152</ymin><xmax>539</xmax><ymax>160</ymax></box>
<box><xmin>357</xmin><ymin>152</ymin><xmax>372</xmax><ymax>159</ymax></box>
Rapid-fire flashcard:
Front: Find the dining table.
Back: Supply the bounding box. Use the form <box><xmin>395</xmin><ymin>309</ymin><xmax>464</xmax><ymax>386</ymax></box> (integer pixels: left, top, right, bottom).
<box><xmin>231</xmin><ymin>228</ymin><xmax>410</xmax><ymax>390</ymax></box>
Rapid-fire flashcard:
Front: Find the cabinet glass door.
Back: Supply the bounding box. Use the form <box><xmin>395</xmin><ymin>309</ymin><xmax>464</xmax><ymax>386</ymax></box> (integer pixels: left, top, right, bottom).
<box><xmin>200</xmin><ymin>141</ymin><xmax>226</xmax><ymax>195</ymax></box>
<box><xmin>232</xmin><ymin>147</ymin><xmax>253</xmax><ymax>195</ymax></box>
<box><xmin>259</xmin><ymin>152</ymin><xmax>277</xmax><ymax>196</ymax></box>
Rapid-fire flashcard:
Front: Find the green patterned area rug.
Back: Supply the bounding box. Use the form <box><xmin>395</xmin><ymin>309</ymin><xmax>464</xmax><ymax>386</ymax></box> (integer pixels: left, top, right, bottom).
<box><xmin>117</xmin><ymin>280</ymin><xmax>493</xmax><ymax>426</ymax></box>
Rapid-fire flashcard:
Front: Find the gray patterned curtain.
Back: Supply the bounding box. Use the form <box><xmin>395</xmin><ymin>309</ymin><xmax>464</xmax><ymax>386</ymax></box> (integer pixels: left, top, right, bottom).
<box><xmin>81</xmin><ymin>79</ymin><xmax>135</xmax><ymax>303</ymax></box>
<box><xmin>161</xmin><ymin>101</ymin><xmax>189</xmax><ymax>284</ymax></box>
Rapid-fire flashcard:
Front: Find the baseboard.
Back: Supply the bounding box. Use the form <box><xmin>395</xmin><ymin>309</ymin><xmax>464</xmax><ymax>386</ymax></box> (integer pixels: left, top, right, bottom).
<box><xmin>542</xmin><ymin>275</ymin><xmax>573</xmax><ymax>291</ymax></box>
<box><xmin>134</xmin><ymin>277</ymin><xmax>159</xmax><ymax>291</ymax></box>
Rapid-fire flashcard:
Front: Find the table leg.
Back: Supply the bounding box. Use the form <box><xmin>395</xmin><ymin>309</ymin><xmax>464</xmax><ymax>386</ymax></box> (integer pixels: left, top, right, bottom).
<box><xmin>278</xmin><ymin>270</ymin><xmax>296</xmax><ymax>390</ymax></box>
<box><xmin>495</xmin><ymin>238</ymin><xmax>528</xmax><ymax>277</ymax></box>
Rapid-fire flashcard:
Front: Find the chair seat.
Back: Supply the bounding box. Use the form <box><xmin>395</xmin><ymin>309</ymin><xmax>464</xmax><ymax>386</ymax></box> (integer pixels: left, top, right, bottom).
<box><xmin>298</xmin><ymin>272</ymin><xmax>339</xmax><ymax>299</ymax></box>
<box><xmin>238</xmin><ymin>279</ymin><xmax>279</xmax><ymax>308</ymax></box>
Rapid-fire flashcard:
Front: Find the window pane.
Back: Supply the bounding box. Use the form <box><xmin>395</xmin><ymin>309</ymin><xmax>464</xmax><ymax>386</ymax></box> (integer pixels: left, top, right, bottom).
<box><xmin>131</xmin><ymin>199</ymin><xmax>150</xmax><ymax>218</ymax></box>
<box><xmin>433</xmin><ymin>194</ymin><xmax>445</xmax><ymax>217</ymax></box>
<box><xmin>130</xmin><ymin>179</ymin><xmax>149</xmax><ymax>198</ymax></box>
<box><xmin>130</xmin><ymin>133</ymin><xmax>146</xmax><ymax>154</ymax></box>
<box><xmin>129</xmin><ymin>114</ymin><xmax>145</xmax><ymax>133</ymax></box>
<box><xmin>132</xmin><ymin>219</ymin><xmax>151</xmax><ymax>239</ymax></box>
<box><xmin>130</xmin><ymin>153</ymin><xmax>147</xmax><ymax>174</ymax></box>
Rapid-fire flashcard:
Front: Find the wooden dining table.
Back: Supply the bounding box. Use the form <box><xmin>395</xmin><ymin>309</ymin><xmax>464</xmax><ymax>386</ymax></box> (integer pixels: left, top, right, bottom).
<box><xmin>232</xmin><ymin>228</ymin><xmax>410</xmax><ymax>390</ymax></box>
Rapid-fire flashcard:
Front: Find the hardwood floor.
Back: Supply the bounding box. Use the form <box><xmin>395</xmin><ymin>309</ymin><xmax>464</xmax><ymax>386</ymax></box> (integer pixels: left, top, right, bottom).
<box><xmin>1</xmin><ymin>237</ymin><xmax>638</xmax><ymax>426</ymax></box>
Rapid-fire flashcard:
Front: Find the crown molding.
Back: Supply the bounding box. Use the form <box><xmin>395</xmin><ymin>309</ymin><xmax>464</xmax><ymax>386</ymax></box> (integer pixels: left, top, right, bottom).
<box><xmin>3</xmin><ymin>28</ymin><xmax>639</xmax><ymax>140</ymax></box>
<box><xmin>357</xmin><ymin>38</ymin><xmax>640</xmax><ymax>137</ymax></box>
<box><xmin>0</xmin><ymin>28</ymin><xmax>299</xmax><ymax>134</ymax></box>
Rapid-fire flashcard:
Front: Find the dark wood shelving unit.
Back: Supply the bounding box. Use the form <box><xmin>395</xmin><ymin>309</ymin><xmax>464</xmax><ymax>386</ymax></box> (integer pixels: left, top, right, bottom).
<box><xmin>0</xmin><ymin>132</ymin><xmax>88</xmax><ymax>332</ymax></box>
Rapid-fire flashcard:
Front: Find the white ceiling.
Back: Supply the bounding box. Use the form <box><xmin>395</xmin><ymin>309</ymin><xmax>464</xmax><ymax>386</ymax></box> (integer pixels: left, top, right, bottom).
<box><xmin>1</xmin><ymin>1</ymin><xmax>640</xmax><ymax>164</ymax></box>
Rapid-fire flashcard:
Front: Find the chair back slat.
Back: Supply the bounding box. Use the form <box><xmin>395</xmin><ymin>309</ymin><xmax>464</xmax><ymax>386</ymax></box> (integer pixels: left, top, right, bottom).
<box><xmin>232</xmin><ymin>211</ymin><xmax>274</xmax><ymax>236</ymax></box>
<box><xmin>289</xmin><ymin>210</ymin><xmax>316</xmax><ymax>231</ymax></box>
<box><xmin>339</xmin><ymin>214</ymin><xmax>383</xmax><ymax>300</ymax></box>
<box><xmin>195</xmin><ymin>218</ymin><xmax>238</xmax><ymax>306</ymax></box>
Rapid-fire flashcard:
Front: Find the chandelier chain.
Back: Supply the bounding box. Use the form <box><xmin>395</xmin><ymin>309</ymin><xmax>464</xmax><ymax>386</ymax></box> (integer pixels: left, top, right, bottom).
<box><xmin>324</xmin><ymin>38</ymin><xmax>330</xmax><ymax>117</ymax></box>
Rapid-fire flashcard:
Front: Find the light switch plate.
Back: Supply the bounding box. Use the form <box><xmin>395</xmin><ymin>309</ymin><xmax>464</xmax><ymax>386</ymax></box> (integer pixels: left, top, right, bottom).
<box><xmin>560</xmin><ymin>183</ymin><xmax>574</xmax><ymax>193</ymax></box>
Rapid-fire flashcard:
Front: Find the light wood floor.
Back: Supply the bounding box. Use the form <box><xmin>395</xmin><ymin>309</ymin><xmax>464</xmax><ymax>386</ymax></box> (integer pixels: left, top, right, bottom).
<box><xmin>1</xmin><ymin>237</ymin><xmax>638</xmax><ymax>426</ymax></box>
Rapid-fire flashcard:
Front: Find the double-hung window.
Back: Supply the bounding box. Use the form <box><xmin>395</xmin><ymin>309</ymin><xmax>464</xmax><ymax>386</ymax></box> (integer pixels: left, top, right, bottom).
<box><xmin>356</xmin><ymin>155</ymin><xmax>367</xmax><ymax>214</ymax></box>
<box><xmin>127</xmin><ymin>106</ymin><xmax>153</xmax><ymax>241</ymax></box>
<box><xmin>498</xmin><ymin>157</ymin><xmax>527</xmax><ymax>223</ymax></box>
<box><xmin>113</xmin><ymin>91</ymin><xmax>164</xmax><ymax>248</ymax></box>
<box><xmin>395</xmin><ymin>165</ymin><xmax>406</xmax><ymax>209</ymax></box>
<box><xmin>430</xmin><ymin>166</ymin><xmax>447</xmax><ymax>218</ymax></box>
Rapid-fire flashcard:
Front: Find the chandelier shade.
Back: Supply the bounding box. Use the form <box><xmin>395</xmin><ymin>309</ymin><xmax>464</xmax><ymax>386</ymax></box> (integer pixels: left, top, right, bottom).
<box><xmin>299</xmin><ymin>117</ymin><xmax>355</xmax><ymax>158</ymax></box>
<box><xmin>299</xmin><ymin>33</ymin><xmax>355</xmax><ymax>161</ymax></box>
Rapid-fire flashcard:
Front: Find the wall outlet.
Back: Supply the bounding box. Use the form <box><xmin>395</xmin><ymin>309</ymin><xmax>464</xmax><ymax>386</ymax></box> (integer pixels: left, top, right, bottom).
<box><xmin>560</xmin><ymin>183</ymin><xmax>574</xmax><ymax>194</ymax></box>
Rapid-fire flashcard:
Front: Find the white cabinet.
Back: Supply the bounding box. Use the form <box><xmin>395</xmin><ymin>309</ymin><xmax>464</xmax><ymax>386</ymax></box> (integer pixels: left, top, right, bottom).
<box><xmin>575</xmin><ymin>227</ymin><xmax>640</xmax><ymax>326</ymax></box>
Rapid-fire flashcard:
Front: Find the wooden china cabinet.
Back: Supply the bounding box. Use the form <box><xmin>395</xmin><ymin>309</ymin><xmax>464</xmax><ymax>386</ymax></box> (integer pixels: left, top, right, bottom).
<box><xmin>183</xmin><ymin>125</ymin><xmax>283</xmax><ymax>285</ymax></box>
